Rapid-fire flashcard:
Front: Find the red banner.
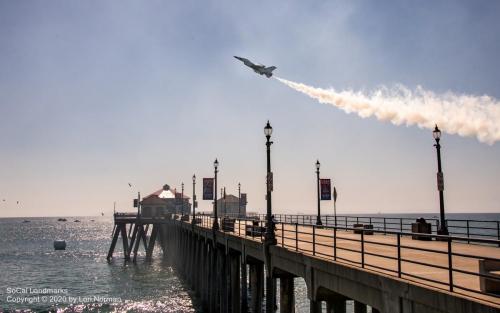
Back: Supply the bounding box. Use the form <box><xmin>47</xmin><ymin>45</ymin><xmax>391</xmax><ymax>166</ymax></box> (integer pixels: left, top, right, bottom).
<box><xmin>320</xmin><ymin>179</ymin><xmax>331</xmax><ymax>200</ymax></box>
<box><xmin>203</xmin><ymin>178</ymin><xmax>214</xmax><ymax>200</ymax></box>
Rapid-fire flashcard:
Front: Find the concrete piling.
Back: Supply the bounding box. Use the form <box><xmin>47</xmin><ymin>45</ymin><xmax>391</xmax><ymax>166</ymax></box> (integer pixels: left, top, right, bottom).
<box><xmin>279</xmin><ymin>276</ymin><xmax>295</xmax><ymax>313</ymax></box>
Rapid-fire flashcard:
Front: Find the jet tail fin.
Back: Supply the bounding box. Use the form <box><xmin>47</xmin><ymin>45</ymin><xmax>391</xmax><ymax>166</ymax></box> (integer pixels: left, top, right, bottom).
<box><xmin>266</xmin><ymin>66</ymin><xmax>277</xmax><ymax>72</ymax></box>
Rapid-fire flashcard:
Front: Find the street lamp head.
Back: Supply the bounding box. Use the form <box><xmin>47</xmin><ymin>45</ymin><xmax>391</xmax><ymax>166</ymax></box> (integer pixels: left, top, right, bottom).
<box><xmin>182</xmin><ymin>182</ymin><xmax>184</xmax><ymax>188</ymax></box>
<box><xmin>264</xmin><ymin>120</ymin><xmax>273</xmax><ymax>137</ymax></box>
<box><xmin>214</xmin><ymin>158</ymin><xmax>219</xmax><ymax>169</ymax></box>
<box><xmin>192</xmin><ymin>174</ymin><xmax>196</xmax><ymax>182</ymax></box>
<box><xmin>316</xmin><ymin>160</ymin><xmax>320</xmax><ymax>170</ymax></box>
<box><xmin>433</xmin><ymin>124</ymin><xmax>441</xmax><ymax>141</ymax></box>
<box><xmin>238</xmin><ymin>182</ymin><xmax>241</xmax><ymax>188</ymax></box>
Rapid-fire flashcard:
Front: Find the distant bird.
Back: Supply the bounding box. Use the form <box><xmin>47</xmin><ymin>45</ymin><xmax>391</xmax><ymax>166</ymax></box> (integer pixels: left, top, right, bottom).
<box><xmin>2</xmin><ymin>199</ymin><xmax>5</xmax><ymax>202</ymax></box>
<box><xmin>128</xmin><ymin>183</ymin><xmax>132</xmax><ymax>187</ymax></box>
<box><xmin>16</xmin><ymin>201</ymin><xmax>19</xmax><ymax>204</ymax></box>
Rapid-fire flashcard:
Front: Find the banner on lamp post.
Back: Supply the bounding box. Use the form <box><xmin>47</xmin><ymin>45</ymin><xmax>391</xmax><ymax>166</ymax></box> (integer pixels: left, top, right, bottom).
<box><xmin>202</xmin><ymin>178</ymin><xmax>214</xmax><ymax>200</ymax></box>
<box><xmin>320</xmin><ymin>179</ymin><xmax>331</xmax><ymax>200</ymax></box>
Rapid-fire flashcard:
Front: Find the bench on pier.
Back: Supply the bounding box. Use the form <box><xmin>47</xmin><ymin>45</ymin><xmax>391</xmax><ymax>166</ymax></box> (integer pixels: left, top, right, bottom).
<box><xmin>353</xmin><ymin>224</ymin><xmax>374</xmax><ymax>235</ymax></box>
<box><xmin>411</xmin><ymin>218</ymin><xmax>432</xmax><ymax>241</ymax></box>
<box><xmin>479</xmin><ymin>259</ymin><xmax>500</xmax><ymax>295</ymax></box>
<box><xmin>180</xmin><ymin>215</ymin><xmax>190</xmax><ymax>222</ymax></box>
<box><xmin>245</xmin><ymin>220</ymin><xmax>265</xmax><ymax>237</ymax></box>
<box><xmin>222</xmin><ymin>218</ymin><xmax>235</xmax><ymax>232</ymax></box>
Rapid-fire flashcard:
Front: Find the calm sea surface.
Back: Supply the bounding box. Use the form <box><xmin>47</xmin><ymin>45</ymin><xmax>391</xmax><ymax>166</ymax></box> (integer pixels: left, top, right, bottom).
<box><xmin>0</xmin><ymin>216</ymin><xmax>198</xmax><ymax>312</ymax></box>
<box><xmin>1</xmin><ymin>213</ymin><xmax>498</xmax><ymax>312</ymax></box>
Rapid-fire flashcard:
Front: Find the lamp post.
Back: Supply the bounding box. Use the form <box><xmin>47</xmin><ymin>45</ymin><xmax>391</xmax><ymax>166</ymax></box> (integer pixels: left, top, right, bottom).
<box><xmin>316</xmin><ymin>160</ymin><xmax>322</xmax><ymax>226</ymax></box>
<box><xmin>264</xmin><ymin>120</ymin><xmax>277</xmax><ymax>313</ymax></box>
<box><xmin>213</xmin><ymin>158</ymin><xmax>220</xmax><ymax>230</ymax></box>
<box><xmin>433</xmin><ymin>125</ymin><xmax>448</xmax><ymax>235</ymax></box>
<box><xmin>264</xmin><ymin>121</ymin><xmax>276</xmax><ymax>245</ymax></box>
<box><xmin>181</xmin><ymin>182</ymin><xmax>184</xmax><ymax>216</ymax></box>
<box><xmin>192</xmin><ymin>174</ymin><xmax>196</xmax><ymax>225</ymax></box>
<box><xmin>238</xmin><ymin>182</ymin><xmax>241</xmax><ymax>217</ymax></box>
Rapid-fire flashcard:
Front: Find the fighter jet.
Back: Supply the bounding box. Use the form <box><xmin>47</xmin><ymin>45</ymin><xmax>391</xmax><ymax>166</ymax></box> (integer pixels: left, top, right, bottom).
<box><xmin>234</xmin><ymin>56</ymin><xmax>276</xmax><ymax>78</ymax></box>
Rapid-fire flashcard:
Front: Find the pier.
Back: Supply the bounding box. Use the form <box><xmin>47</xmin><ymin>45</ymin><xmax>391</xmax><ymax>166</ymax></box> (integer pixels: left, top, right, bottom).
<box><xmin>108</xmin><ymin>213</ymin><xmax>500</xmax><ymax>313</ymax></box>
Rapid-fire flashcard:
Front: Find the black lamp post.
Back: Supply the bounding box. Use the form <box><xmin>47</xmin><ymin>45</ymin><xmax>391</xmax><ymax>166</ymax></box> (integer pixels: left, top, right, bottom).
<box><xmin>192</xmin><ymin>174</ymin><xmax>196</xmax><ymax>225</ymax></box>
<box><xmin>316</xmin><ymin>160</ymin><xmax>322</xmax><ymax>226</ymax></box>
<box><xmin>238</xmin><ymin>182</ymin><xmax>241</xmax><ymax>217</ymax></box>
<box><xmin>181</xmin><ymin>182</ymin><xmax>184</xmax><ymax>216</ymax></box>
<box><xmin>264</xmin><ymin>121</ymin><xmax>276</xmax><ymax>245</ymax></box>
<box><xmin>433</xmin><ymin>125</ymin><xmax>448</xmax><ymax>235</ymax></box>
<box><xmin>213</xmin><ymin>158</ymin><xmax>220</xmax><ymax>230</ymax></box>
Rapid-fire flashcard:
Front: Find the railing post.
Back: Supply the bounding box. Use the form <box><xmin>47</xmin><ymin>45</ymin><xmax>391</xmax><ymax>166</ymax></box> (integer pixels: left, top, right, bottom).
<box><xmin>361</xmin><ymin>230</ymin><xmax>365</xmax><ymax>268</ymax></box>
<box><xmin>312</xmin><ymin>225</ymin><xmax>316</xmax><ymax>256</ymax></box>
<box><xmin>383</xmin><ymin>218</ymin><xmax>387</xmax><ymax>234</ymax></box>
<box><xmin>333</xmin><ymin>227</ymin><xmax>337</xmax><ymax>261</ymax></box>
<box><xmin>295</xmin><ymin>223</ymin><xmax>298</xmax><ymax>251</ymax></box>
<box><xmin>397</xmin><ymin>233</ymin><xmax>401</xmax><ymax>278</ymax></box>
<box><xmin>282</xmin><ymin>223</ymin><xmax>284</xmax><ymax>247</ymax></box>
<box><xmin>400</xmin><ymin>219</ymin><xmax>403</xmax><ymax>232</ymax></box>
<box><xmin>497</xmin><ymin>221</ymin><xmax>500</xmax><ymax>247</ymax></box>
<box><xmin>466</xmin><ymin>220</ymin><xmax>470</xmax><ymax>243</ymax></box>
<box><xmin>448</xmin><ymin>236</ymin><xmax>453</xmax><ymax>292</ymax></box>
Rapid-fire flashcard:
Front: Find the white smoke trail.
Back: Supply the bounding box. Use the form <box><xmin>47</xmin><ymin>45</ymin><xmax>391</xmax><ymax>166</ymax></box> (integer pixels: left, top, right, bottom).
<box><xmin>275</xmin><ymin>77</ymin><xmax>500</xmax><ymax>145</ymax></box>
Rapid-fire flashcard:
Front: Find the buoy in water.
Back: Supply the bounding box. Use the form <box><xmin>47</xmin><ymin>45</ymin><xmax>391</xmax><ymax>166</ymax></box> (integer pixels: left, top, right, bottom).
<box><xmin>54</xmin><ymin>240</ymin><xmax>66</xmax><ymax>250</ymax></box>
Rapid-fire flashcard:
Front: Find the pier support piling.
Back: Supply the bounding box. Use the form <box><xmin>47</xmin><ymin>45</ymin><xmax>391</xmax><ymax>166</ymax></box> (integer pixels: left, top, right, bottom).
<box><xmin>326</xmin><ymin>296</ymin><xmax>347</xmax><ymax>313</ymax></box>
<box><xmin>310</xmin><ymin>299</ymin><xmax>322</xmax><ymax>313</ymax></box>
<box><xmin>279</xmin><ymin>276</ymin><xmax>295</xmax><ymax>313</ymax></box>
<box><xmin>249</xmin><ymin>262</ymin><xmax>264</xmax><ymax>313</ymax></box>
<box><xmin>120</xmin><ymin>224</ymin><xmax>129</xmax><ymax>260</ymax></box>
<box><xmin>353</xmin><ymin>301</ymin><xmax>367</xmax><ymax>313</ymax></box>
<box><xmin>230</xmin><ymin>253</ymin><xmax>241</xmax><ymax>313</ymax></box>
<box><xmin>241</xmin><ymin>260</ymin><xmax>248</xmax><ymax>313</ymax></box>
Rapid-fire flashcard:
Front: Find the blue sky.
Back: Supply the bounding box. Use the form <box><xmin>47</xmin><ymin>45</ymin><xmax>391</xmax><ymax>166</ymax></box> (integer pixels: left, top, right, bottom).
<box><xmin>1</xmin><ymin>0</ymin><xmax>499</xmax><ymax>217</ymax></box>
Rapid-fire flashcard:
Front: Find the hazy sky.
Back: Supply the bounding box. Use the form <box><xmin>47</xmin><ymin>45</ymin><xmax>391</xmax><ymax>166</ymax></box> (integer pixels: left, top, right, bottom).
<box><xmin>1</xmin><ymin>0</ymin><xmax>499</xmax><ymax>217</ymax></box>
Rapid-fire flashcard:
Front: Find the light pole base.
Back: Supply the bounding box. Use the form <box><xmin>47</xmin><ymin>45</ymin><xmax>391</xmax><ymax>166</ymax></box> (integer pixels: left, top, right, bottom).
<box><xmin>436</xmin><ymin>227</ymin><xmax>449</xmax><ymax>241</ymax></box>
<box><xmin>264</xmin><ymin>232</ymin><xmax>277</xmax><ymax>246</ymax></box>
<box><xmin>316</xmin><ymin>218</ymin><xmax>323</xmax><ymax>226</ymax></box>
<box><xmin>437</xmin><ymin>227</ymin><xmax>449</xmax><ymax>236</ymax></box>
<box><xmin>213</xmin><ymin>221</ymin><xmax>219</xmax><ymax>231</ymax></box>
<box><xmin>265</xmin><ymin>237</ymin><xmax>277</xmax><ymax>246</ymax></box>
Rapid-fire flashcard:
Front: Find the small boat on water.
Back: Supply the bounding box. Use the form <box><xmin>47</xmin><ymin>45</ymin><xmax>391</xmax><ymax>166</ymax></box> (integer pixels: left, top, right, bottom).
<box><xmin>74</xmin><ymin>220</ymin><xmax>80</xmax><ymax>223</ymax></box>
<box><xmin>53</xmin><ymin>240</ymin><xmax>66</xmax><ymax>250</ymax></box>
<box><xmin>57</xmin><ymin>218</ymin><xmax>67</xmax><ymax>222</ymax></box>
<box><xmin>22</xmin><ymin>220</ymin><xmax>30</xmax><ymax>223</ymax></box>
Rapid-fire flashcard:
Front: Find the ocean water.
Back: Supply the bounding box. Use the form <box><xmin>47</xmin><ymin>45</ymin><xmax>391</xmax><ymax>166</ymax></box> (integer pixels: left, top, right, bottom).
<box><xmin>0</xmin><ymin>217</ymin><xmax>199</xmax><ymax>312</ymax></box>
<box><xmin>1</xmin><ymin>213</ymin><xmax>498</xmax><ymax>312</ymax></box>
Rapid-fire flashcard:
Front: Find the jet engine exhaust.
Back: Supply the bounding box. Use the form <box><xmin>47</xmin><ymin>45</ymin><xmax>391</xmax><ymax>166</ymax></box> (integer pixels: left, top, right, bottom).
<box><xmin>275</xmin><ymin>77</ymin><xmax>500</xmax><ymax>145</ymax></box>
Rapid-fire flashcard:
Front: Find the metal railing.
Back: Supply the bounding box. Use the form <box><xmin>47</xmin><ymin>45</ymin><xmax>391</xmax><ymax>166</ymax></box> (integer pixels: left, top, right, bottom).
<box><xmin>218</xmin><ymin>213</ymin><xmax>500</xmax><ymax>243</ymax></box>
<box><xmin>272</xmin><ymin>222</ymin><xmax>500</xmax><ymax>302</ymax></box>
<box><xmin>122</xmin><ymin>211</ymin><xmax>500</xmax><ymax>243</ymax></box>
<box><xmin>177</xmin><ymin>214</ymin><xmax>500</xmax><ymax>303</ymax></box>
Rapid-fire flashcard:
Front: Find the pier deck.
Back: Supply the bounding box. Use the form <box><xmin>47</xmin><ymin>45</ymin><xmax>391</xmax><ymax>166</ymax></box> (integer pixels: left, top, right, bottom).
<box><xmin>196</xmin><ymin>216</ymin><xmax>500</xmax><ymax>308</ymax></box>
<box><xmin>109</xmin><ymin>213</ymin><xmax>500</xmax><ymax>312</ymax></box>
